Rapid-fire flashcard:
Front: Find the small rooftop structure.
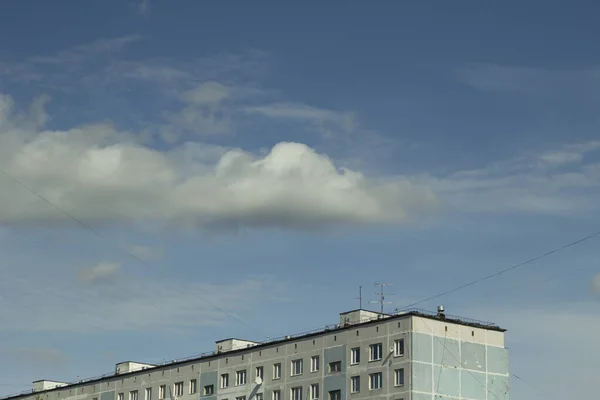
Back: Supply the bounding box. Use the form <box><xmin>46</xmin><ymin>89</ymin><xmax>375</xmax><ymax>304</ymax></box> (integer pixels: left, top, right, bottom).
<box><xmin>32</xmin><ymin>381</ymin><xmax>67</xmax><ymax>392</ymax></box>
<box><xmin>340</xmin><ymin>309</ymin><xmax>384</xmax><ymax>326</ymax></box>
<box><xmin>215</xmin><ymin>338</ymin><xmax>259</xmax><ymax>353</ymax></box>
<box><xmin>115</xmin><ymin>361</ymin><xmax>155</xmax><ymax>375</ymax></box>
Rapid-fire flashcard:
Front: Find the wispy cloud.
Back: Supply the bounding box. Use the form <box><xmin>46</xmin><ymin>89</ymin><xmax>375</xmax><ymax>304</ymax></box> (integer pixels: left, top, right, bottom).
<box><xmin>428</xmin><ymin>140</ymin><xmax>600</xmax><ymax>215</ymax></box>
<box><xmin>0</xmin><ymin>273</ymin><xmax>291</xmax><ymax>334</ymax></box>
<box><xmin>458</xmin><ymin>63</ymin><xmax>600</xmax><ymax>95</ymax></box>
<box><xmin>126</xmin><ymin>244</ymin><xmax>163</xmax><ymax>261</ymax></box>
<box><xmin>592</xmin><ymin>273</ymin><xmax>600</xmax><ymax>294</ymax></box>
<box><xmin>136</xmin><ymin>0</ymin><xmax>150</xmax><ymax>15</ymax></box>
<box><xmin>77</xmin><ymin>262</ymin><xmax>121</xmax><ymax>285</ymax></box>
<box><xmin>3</xmin><ymin>347</ymin><xmax>66</xmax><ymax>365</ymax></box>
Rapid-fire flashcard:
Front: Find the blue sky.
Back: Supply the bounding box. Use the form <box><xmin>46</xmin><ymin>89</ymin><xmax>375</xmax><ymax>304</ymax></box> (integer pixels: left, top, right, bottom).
<box><xmin>0</xmin><ymin>1</ymin><xmax>599</xmax><ymax>399</ymax></box>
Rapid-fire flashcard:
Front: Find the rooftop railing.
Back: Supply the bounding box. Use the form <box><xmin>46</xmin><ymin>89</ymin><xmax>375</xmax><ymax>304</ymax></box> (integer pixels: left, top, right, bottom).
<box><xmin>0</xmin><ymin>309</ymin><xmax>498</xmax><ymax>400</ymax></box>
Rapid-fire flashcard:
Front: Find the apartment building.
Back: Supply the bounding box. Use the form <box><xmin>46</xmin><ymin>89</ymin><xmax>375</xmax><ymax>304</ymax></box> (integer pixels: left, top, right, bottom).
<box><xmin>2</xmin><ymin>308</ymin><xmax>509</xmax><ymax>400</ymax></box>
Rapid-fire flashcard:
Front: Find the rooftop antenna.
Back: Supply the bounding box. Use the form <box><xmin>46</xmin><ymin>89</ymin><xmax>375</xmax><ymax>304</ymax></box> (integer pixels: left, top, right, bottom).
<box><xmin>370</xmin><ymin>283</ymin><xmax>394</xmax><ymax>316</ymax></box>
<box><xmin>353</xmin><ymin>286</ymin><xmax>363</xmax><ymax>309</ymax></box>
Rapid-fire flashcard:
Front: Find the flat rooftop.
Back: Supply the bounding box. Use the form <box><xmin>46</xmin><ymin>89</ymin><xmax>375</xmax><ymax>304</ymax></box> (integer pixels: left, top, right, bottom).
<box><xmin>1</xmin><ymin>307</ymin><xmax>503</xmax><ymax>400</ymax></box>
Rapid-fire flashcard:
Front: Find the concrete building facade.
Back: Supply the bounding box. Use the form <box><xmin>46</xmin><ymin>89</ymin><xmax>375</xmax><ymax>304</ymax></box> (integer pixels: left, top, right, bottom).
<box><xmin>2</xmin><ymin>308</ymin><xmax>509</xmax><ymax>400</ymax></box>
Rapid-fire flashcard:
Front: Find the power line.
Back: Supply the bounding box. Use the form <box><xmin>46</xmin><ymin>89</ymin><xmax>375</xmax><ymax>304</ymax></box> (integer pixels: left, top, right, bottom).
<box><xmin>511</xmin><ymin>373</ymin><xmax>558</xmax><ymax>400</ymax></box>
<box><xmin>0</xmin><ymin>167</ymin><xmax>265</xmax><ymax>337</ymax></box>
<box><xmin>398</xmin><ymin>230</ymin><xmax>600</xmax><ymax>310</ymax></box>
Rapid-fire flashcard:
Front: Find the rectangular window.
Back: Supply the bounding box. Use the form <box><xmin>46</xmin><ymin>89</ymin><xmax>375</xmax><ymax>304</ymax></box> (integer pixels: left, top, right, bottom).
<box><xmin>159</xmin><ymin>386</ymin><xmax>166</xmax><ymax>400</ymax></box>
<box><xmin>203</xmin><ymin>385</ymin><xmax>213</xmax><ymax>396</ymax></box>
<box><xmin>190</xmin><ymin>380</ymin><xmax>197</xmax><ymax>395</ymax></box>
<box><xmin>328</xmin><ymin>391</ymin><xmax>341</xmax><ymax>400</ymax></box>
<box><xmin>255</xmin><ymin>394</ymin><xmax>263</xmax><ymax>400</ymax></box>
<box><xmin>272</xmin><ymin>391</ymin><xmax>281</xmax><ymax>400</ymax></box>
<box><xmin>291</xmin><ymin>387</ymin><xmax>302</xmax><ymax>400</ymax></box>
<box><xmin>394</xmin><ymin>369</ymin><xmax>405</xmax><ymax>387</ymax></box>
<box><xmin>174</xmin><ymin>382</ymin><xmax>184</xmax><ymax>397</ymax></box>
<box><xmin>236</xmin><ymin>397</ymin><xmax>246</xmax><ymax>400</ymax></box>
<box><xmin>350</xmin><ymin>348</ymin><xmax>360</xmax><ymax>365</ymax></box>
<box><xmin>236</xmin><ymin>370</ymin><xmax>247</xmax><ymax>386</ymax></box>
<box><xmin>256</xmin><ymin>366</ymin><xmax>264</xmax><ymax>380</ymax></box>
<box><xmin>130</xmin><ymin>391</ymin><xmax>138</xmax><ymax>400</ymax></box>
<box><xmin>369</xmin><ymin>343</ymin><xmax>383</xmax><ymax>361</ymax></box>
<box><xmin>291</xmin><ymin>359</ymin><xmax>303</xmax><ymax>376</ymax></box>
<box><xmin>328</xmin><ymin>361</ymin><xmax>341</xmax><ymax>373</ymax></box>
<box><xmin>311</xmin><ymin>355</ymin><xmax>320</xmax><ymax>372</ymax></box>
<box><xmin>118</xmin><ymin>394</ymin><xmax>124</xmax><ymax>400</ymax></box>
<box><xmin>145</xmin><ymin>388</ymin><xmax>152</xmax><ymax>400</ymax></box>
<box><xmin>350</xmin><ymin>376</ymin><xmax>360</xmax><ymax>393</ymax></box>
<box><xmin>310</xmin><ymin>384</ymin><xmax>319</xmax><ymax>400</ymax></box>
<box><xmin>273</xmin><ymin>363</ymin><xmax>281</xmax><ymax>379</ymax></box>
<box><xmin>221</xmin><ymin>374</ymin><xmax>229</xmax><ymax>389</ymax></box>
<box><xmin>394</xmin><ymin>339</ymin><xmax>404</xmax><ymax>357</ymax></box>
<box><xmin>369</xmin><ymin>373</ymin><xmax>382</xmax><ymax>390</ymax></box>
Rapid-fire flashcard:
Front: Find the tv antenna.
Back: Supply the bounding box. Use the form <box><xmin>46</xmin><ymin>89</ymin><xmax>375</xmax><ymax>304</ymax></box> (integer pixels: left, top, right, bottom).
<box><xmin>370</xmin><ymin>283</ymin><xmax>394</xmax><ymax>315</ymax></box>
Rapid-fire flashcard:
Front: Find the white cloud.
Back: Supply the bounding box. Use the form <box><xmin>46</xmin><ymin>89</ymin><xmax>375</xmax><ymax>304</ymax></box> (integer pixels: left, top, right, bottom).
<box><xmin>77</xmin><ymin>262</ymin><xmax>121</xmax><ymax>285</ymax></box>
<box><xmin>0</xmin><ymin>94</ymin><xmax>437</xmax><ymax>231</ymax></box>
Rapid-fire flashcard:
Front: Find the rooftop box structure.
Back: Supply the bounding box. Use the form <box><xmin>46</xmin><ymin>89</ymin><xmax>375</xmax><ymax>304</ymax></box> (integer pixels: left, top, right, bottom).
<box><xmin>115</xmin><ymin>361</ymin><xmax>155</xmax><ymax>375</ymax></box>
<box><xmin>215</xmin><ymin>338</ymin><xmax>259</xmax><ymax>353</ymax></box>
<box><xmin>32</xmin><ymin>381</ymin><xmax>67</xmax><ymax>392</ymax></box>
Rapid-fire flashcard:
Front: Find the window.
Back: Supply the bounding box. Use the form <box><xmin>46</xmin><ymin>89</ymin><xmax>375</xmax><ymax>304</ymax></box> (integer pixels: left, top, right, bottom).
<box><xmin>159</xmin><ymin>386</ymin><xmax>166</xmax><ymax>400</ymax></box>
<box><xmin>328</xmin><ymin>361</ymin><xmax>341</xmax><ymax>373</ymax></box>
<box><xmin>272</xmin><ymin>391</ymin><xmax>281</xmax><ymax>400</ymax></box>
<box><xmin>273</xmin><ymin>363</ymin><xmax>281</xmax><ymax>379</ymax></box>
<box><xmin>369</xmin><ymin>373</ymin><xmax>382</xmax><ymax>390</ymax></box>
<box><xmin>203</xmin><ymin>385</ymin><xmax>214</xmax><ymax>396</ymax></box>
<box><xmin>118</xmin><ymin>394</ymin><xmax>124</xmax><ymax>400</ymax></box>
<box><xmin>328</xmin><ymin>391</ymin><xmax>341</xmax><ymax>400</ymax></box>
<box><xmin>350</xmin><ymin>376</ymin><xmax>360</xmax><ymax>393</ymax></box>
<box><xmin>255</xmin><ymin>394</ymin><xmax>263</xmax><ymax>400</ymax></box>
<box><xmin>311</xmin><ymin>355</ymin><xmax>320</xmax><ymax>372</ymax></box>
<box><xmin>310</xmin><ymin>384</ymin><xmax>319</xmax><ymax>400</ymax></box>
<box><xmin>256</xmin><ymin>366</ymin><xmax>264</xmax><ymax>380</ymax></box>
<box><xmin>130</xmin><ymin>392</ymin><xmax>138</xmax><ymax>400</ymax></box>
<box><xmin>190</xmin><ymin>380</ymin><xmax>197</xmax><ymax>395</ymax></box>
<box><xmin>394</xmin><ymin>339</ymin><xmax>404</xmax><ymax>357</ymax></box>
<box><xmin>174</xmin><ymin>382</ymin><xmax>184</xmax><ymax>397</ymax></box>
<box><xmin>291</xmin><ymin>359</ymin><xmax>303</xmax><ymax>376</ymax></box>
<box><xmin>236</xmin><ymin>397</ymin><xmax>246</xmax><ymax>400</ymax></box>
<box><xmin>369</xmin><ymin>343</ymin><xmax>383</xmax><ymax>361</ymax></box>
<box><xmin>291</xmin><ymin>387</ymin><xmax>302</xmax><ymax>400</ymax></box>
<box><xmin>350</xmin><ymin>348</ymin><xmax>360</xmax><ymax>365</ymax></box>
<box><xmin>221</xmin><ymin>374</ymin><xmax>229</xmax><ymax>389</ymax></box>
<box><xmin>145</xmin><ymin>388</ymin><xmax>152</xmax><ymax>400</ymax></box>
<box><xmin>394</xmin><ymin>369</ymin><xmax>405</xmax><ymax>387</ymax></box>
<box><xmin>236</xmin><ymin>370</ymin><xmax>247</xmax><ymax>386</ymax></box>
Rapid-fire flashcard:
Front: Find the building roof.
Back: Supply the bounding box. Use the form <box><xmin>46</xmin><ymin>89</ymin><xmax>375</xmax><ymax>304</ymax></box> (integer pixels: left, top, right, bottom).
<box><xmin>1</xmin><ymin>308</ymin><xmax>504</xmax><ymax>400</ymax></box>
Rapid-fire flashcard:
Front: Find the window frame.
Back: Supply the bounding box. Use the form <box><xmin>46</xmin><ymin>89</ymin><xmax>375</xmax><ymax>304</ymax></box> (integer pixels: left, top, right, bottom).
<box><xmin>291</xmin><ymin>358</ymin><xmax>303</xmax><ymax>376</ymax></box>
<box><xmin>369</xmin><ymin>343</ymin><xmax>383</xmax><ymax>361</ymax></box>
<box><xmin>369</xmin><ymin>372</ymin><xmax>383</xmax><ymax>390</ymax></box>
<box><xmin>394</xmin><ymin>339</ymin><xmax>405</xmax><ymax>357</ymax></box>
<box><xmin>350</xmin><ymin>376</ymin><xmax>360</xmax><ymax>393</ymax></box>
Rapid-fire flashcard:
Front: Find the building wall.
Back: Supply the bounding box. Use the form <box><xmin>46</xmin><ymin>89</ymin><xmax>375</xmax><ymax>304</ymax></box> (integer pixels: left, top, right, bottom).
<box><xmin>410</xmin><ymin>317</ymin><xmax>509</xmax><ymax>400</ymax></box>
<box><xmin>11</xmin><ymin>315</ymin><xmax>507</xmax><ymax>400</ymax></box>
